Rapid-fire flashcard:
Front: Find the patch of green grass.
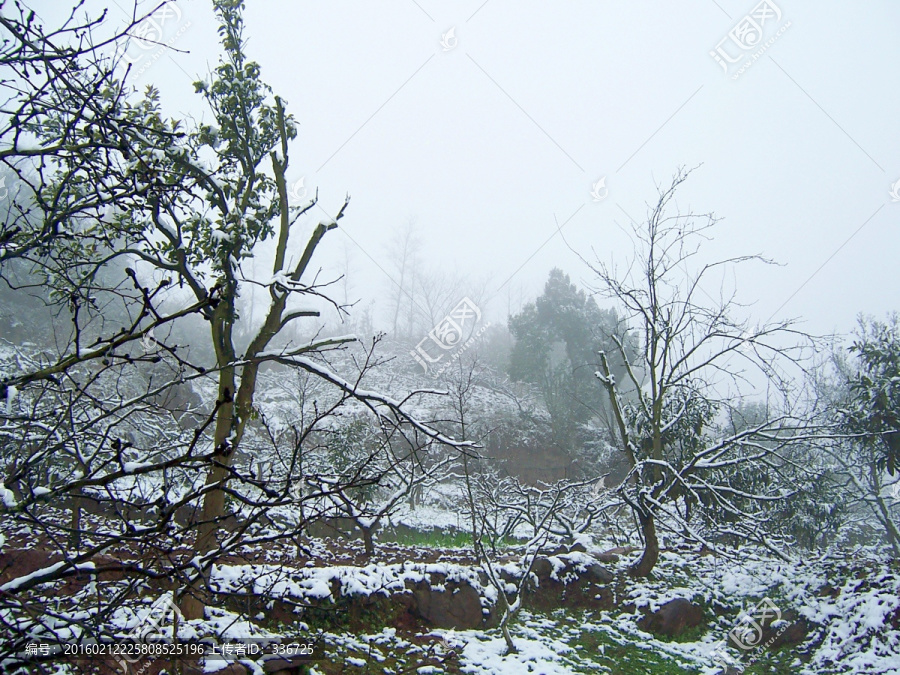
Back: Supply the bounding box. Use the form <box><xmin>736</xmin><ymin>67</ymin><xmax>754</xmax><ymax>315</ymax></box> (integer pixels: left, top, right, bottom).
<box><xmin>546</xmin><ymin>608</ymin><xmax>806</xmax><ymax>675</ymax></box>
<box><xmin>669</xmin><ymin>620</ymin><xmax>712</xmax><ymax>644</ymax></box>
<box><xmin>734</xmin><ymin>646</ymin><xmax>801</xmax><ymax>675</ymax></box>
<box><xmin>382</xmin><ymin>526</ymin><xmax>473</xmax><ymax>548</ymax></box>
<box><xmin>302</xmin><ymin>632</ymin><xmax>461</xmax><ymax>674</ymax></box>
<box><xmin>381</xmin><ymin>526</ymin><xmax>523</xmax><ymax>550</ymax></box>
<box><xmin>275</xmin><ymin>608</ymin><xmax>806</xmax><ymax>675</ymax></box>
<box><xmin>270</xmin><ymin>603</ymin><xmax>803</xmax><ymax>675</ymax></box>
<box><xmin>573</xmin><ymin>626</ymin><xmax>693</xmax><ymax>674</ymax></box>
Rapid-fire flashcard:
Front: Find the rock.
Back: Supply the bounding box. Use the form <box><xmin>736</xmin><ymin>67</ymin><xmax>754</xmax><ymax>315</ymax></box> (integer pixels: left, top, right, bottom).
<box><xmin>411</xmin><ymin>579</ymin><xmax>483</xmax><ymax>629</ymax></box>
<box><xmin>765</xmin><ymin>611</ymin><xmax>808</xmax><ymax>648</ymax></box>
<box><xmin>545</xmin><ymin>541</ymin><xmax>586</xmax><ymax>556</ymax></box>
<box><xmin>586</xmin><ymin>563</ymin><xmax>614</xmax><ymax>584</ymax></box>
<box><xmin>531</xmin><ymin>557</ymin><xmax>553</xmax><ymax>581</ymax></box>
<box><xmin>771</xmin><ymin>619</ymin><xmax>808</xmax><ymax>648</ymax></box>
<box><xmin>262</xmin><ymin>655</ymin><xmax>318</xmax><ymax>674</ymax></box>
<box><xmin>595</xmin><ymin>546</ymin><xmax>635</xmax><ymax>563</ymax></box>
<box><xmin>638</xmin><ymin>598</ymin><xmax>704</xmax><ymax>638</ymax></box>
<box><xmin>498</xmin><ymin>566</ymin><xmax>517</xmax><ymax>584</ymax></box>
<box><xmin>210</xmin><ymin>665</ymin><xmax>248</xmax><ymax>675</ymax></box>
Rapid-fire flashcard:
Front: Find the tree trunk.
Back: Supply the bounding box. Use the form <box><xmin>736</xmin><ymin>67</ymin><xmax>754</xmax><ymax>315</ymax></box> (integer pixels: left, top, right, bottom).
<box><xmin>182</xmin><ymin>310</ymin><xmax>237</xmax><ymax>620</ymax></box>
<box><xmin>870</xmin><ymin>458</ymin><xmax>900</xmax><ymax>559</ymax></box>
<box><xmin>68</xmin><ymin>489</ymin><xmax>82</xmax><ymax>551</ymax></box>
<box><xmin>499</xmin><ymin>612</ymin><xmax>517</xmax><ymax>654</ymax></box>
<box><xmin>361</xmin><ymin>524</ymin><xmax>376</xmax><ymax>558</ymax></box>
<box><xmin>631</xmin><ymin>511</ymin><xmax>659</xmax><ymax>577</ymax></box>
<box><xmin>182</xmin><ymin>400</ymin><xmax>233</xmax><ymax>619</ymax></box>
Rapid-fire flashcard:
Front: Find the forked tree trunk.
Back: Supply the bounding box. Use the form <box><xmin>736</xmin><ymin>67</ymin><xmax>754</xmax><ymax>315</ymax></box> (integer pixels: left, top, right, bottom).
<box><xmin>631</xmin><ymin>511</ymin><xmax>659</xmax><ymax>577</ymax></box>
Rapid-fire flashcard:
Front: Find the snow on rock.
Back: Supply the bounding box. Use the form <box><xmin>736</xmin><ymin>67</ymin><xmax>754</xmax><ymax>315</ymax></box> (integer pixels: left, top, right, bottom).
<box><xmin>211</xmin><ymin>560</ymin><xmax>496</xmax><ymax>610</ymax></box>
<box><xmin>5</xmin><ymin>384</ymin><xmax>16</xmax><ymax>413</ymax></box>
<box><xmin>0</xmin><ymin>486</ymin><xmax>17</xmax><ymax>509</ymax></box>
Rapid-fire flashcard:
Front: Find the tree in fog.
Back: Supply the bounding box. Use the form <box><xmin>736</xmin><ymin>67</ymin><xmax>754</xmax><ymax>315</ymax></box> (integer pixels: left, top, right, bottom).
<box><xmin>385</xmin><ymin>219</ymin><xmax>421</xmax><ymax>339</ymax></box>
<box><xmin>0</xmin><ymin>2</ymin><xmax>464</xmax><ymax>658</ymax></box>
<box><xmin>116</xmin><ymin>0</ymin><xmax>461</xmax><ymax>619</ymax></box>
<box><xmin>0</xmin><ymin>3</ymin><xmax>197</xmax><ymax>263</ymax></box>
<box><xmin>0</xmin><ymin>3</ymin><xmax>203</xmax><ymax>658</ymax></box>
<box><xmin>824</xmin><ymin>315</ymin><xmax>900</xmax><ymax>557</ymax></box>
<box><xmin>443</xmin><ymin>355</ymin><xmax>603</xmax><ymax>655</ymax></box>
<box><xmin>589</xmin><ymin>168</ymin><xmax>817</xmax><ymax>577</ymax></box>
<box><xmin>508</xmin><ymin>268</ymin><xmax>628</xmax><ymax>454</ymax></box>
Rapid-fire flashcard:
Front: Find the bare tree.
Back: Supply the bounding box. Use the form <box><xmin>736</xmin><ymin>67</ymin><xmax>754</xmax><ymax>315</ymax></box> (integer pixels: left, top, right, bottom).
<box><xmin>385</xmin><ymin>219</ymin><xmax>421</xmax><ymax>339</ymax></box>
<box><xmin>448</xmin><ymin>355</ymin><xmax>600</xmax><ymax>655</ymax></box>
<box><xmin>308</xmin><ymin>423</ymin><xmax>453</xmax><ymax>557</ymax></box>
<box><xmin>275</xmin><ymin>338</ymin><xmax>457</xmax><ymax>558</ymax></box>
<box><xmin>588</xmin><ymin>168</ymin><xmax>818</xmax><ymax>576</ymax></box>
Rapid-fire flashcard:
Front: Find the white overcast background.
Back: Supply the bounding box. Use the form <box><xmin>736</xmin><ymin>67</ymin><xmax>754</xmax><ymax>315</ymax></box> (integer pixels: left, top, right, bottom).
<box><xmin>42</xmin><ymin>0</ymin><xmax>900</xmax><ymax>337</ymax></box>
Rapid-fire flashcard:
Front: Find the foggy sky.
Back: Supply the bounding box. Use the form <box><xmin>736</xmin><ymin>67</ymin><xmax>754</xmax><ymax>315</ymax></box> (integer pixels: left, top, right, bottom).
<box><xmin>39</xmin><ymin>0</ymin><xmax>900</xmax><ymax>337</ymax></box>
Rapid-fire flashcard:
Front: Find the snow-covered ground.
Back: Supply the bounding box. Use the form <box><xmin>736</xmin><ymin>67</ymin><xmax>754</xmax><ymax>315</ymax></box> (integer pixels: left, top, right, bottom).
<box><xmin>177</xmin><ymin>542</ymin><xmax>900</xmax><ymax>673</ymax></box>
<box><xmin>4</xmin><ymin>343</ymin><xmax>899</xmax><ymax>674</ymax></box>
<box><xmin>2</xmin><ymin>495</ymin><xmax>899</xmax><ymax>673</ymax></box>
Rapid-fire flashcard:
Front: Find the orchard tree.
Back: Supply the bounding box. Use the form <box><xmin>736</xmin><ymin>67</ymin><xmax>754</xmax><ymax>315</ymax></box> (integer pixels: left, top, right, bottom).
<box><xmin>306</xmin><ymin>415</ymin><xmax>453</xmax><ymax>557</ymax></box>
<box><xmin>0</xmin><ymin>2</ymin><xmax>180</xmax><ymax>262</ymax></box>
<box><xmin>590</xmin><ymin>168</ymin><xmax>817</xmax><ymax>577</ymax></box>
<box><xmin>449</xmin><ymin>355</ymin><xmax>602</xmax><ymax>655</ymax></box>
<box><xmin>0</xmin><ymin>4</ymin><xmax>214</xmax><ymax>660</ymax></box>
<box><xmin>114</xmin><ymin>0</ymin><xmax>463</xmax><ymax>618</ymax></box>
<box><xmin>0</xmin><ymin>4</ymin><xmax>465</xmax><ymax>659</ymax></box>
<box><xmin>384</xmin><ymin>219</ymin><xmax>421</xmax><ymax>339</ymax></box>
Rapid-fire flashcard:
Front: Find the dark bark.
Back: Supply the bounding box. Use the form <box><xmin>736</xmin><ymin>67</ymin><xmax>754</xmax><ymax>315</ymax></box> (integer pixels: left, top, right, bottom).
<box><xmin>361</xmin><ymin>524</ymin><xmax>375</xmax><ymax>558</ymax></box>
<box><xmin>631</xmin><ymin>511</ymin><xmax>659</xmax><ymax>577</ymax></box>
